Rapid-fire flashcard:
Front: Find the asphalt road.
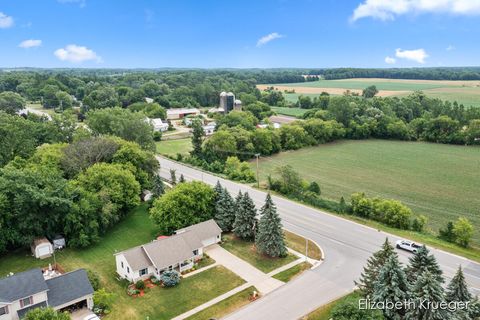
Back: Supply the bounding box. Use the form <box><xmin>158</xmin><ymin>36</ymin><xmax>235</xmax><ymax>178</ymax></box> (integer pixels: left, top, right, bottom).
<box><xmin>157</xmin><ymin>156</ymin><xmax>480</xmax><ymax>320</ymax></box>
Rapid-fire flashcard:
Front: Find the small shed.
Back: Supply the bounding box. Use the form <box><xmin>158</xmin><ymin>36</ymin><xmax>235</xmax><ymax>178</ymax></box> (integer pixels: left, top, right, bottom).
<box><xmin>31</xmin><ymin>238</ymin><xmax>53</xmax><ymax>259</ymax></box>
<box><xmin>52</xmin><ymin>235</ymin><xmax>66</xmax><ymax>250</ymax></box>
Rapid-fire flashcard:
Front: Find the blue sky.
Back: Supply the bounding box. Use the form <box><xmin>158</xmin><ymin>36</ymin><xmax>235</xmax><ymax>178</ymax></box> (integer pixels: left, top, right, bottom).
<box><xmin>0</xmin><ymin>0</ymin><xmax>479</xmax><ymax>68</ymax></box>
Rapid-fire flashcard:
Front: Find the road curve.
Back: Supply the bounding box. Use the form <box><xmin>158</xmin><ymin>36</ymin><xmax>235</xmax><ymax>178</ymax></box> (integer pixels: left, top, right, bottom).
<box><xmin>157</xmin><ymin>156</ymin><xmax>480</xmax><ymax>320</ymax></box>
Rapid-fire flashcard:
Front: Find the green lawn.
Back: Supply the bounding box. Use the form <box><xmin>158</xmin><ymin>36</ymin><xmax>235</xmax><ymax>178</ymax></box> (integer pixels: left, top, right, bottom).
<box><xmin>272</xmin><ymin>262</ymin><xmax>311</xmax><ymax>282</ymax></box>
<box><xmin>156</xmin><ymin>138</ymin><xmax>192</xmax><ymax>157</ymax></box>
<box><xmin>284</xmin><ymin>230</ymin><xmax>322</xmax><ymax>260</ymax></box>
<box><xmin>185</xmin><ymin>286</ymin><xmax>257</xmax><ymax>320</ymax></box>
<box><xmin>221</xmin><ymin>234</ymin><xmax>297</xmax><ymax>273</ymax></box>
<box><xmin>271</xmin><ymin>106</ymin><xmax>308</xmax><ymax>117</ymax></box>
<box><xmin>0</xmin><ymin>204</ymin><xmax>245</xmax><ymax>320</ymax></box>
<box><xmin>254</xmin><ymin>140</ymin><xmax>480</xmax><ymax>246</ymax></box>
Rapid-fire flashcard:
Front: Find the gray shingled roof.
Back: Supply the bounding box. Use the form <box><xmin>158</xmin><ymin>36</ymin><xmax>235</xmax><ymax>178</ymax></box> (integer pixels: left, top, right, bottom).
<box><xmin>143</xmin><ymin>231</ymin><xmax>202</xmax><ymax>270</ymax></box>
<box><xmin>176</xmin><ymin>219</ymin><xmax>222</xmax><ymax>242</ymax></box>
<box><xmin>46</xmin><ymin>269</ymin><xmax>93</xmax><ymax>307</ymax></box>
<box><xmin>122</xmin><ymin>246</ymin><xmax>152</xmax><ymax>271</ymax></box>
<box><xmin>0</xmin><ymin>269</ymin><xmax>48</xmax><ymax>303</ymax></box>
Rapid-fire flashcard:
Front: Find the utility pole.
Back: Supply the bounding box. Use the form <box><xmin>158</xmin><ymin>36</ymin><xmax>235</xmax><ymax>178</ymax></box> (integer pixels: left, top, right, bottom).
<box><xmin>255</xmin><ymin>153</ymin><xmax>260</xmax><ymax>188</ymax></box>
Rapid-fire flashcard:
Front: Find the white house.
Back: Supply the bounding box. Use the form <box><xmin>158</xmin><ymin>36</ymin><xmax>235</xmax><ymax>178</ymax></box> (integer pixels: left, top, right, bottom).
<box><xmin>202</xmin><ymin>122</ymin><xmax>216</xmax><ymax>136</ymax></box>
<box><xmin>31</xmin><ymin>238</ymin><xmax>53</xmax><ymax>260</ymax></box>
<box><xmin>115</xmin><ymin>220</ymin><xmax>222</xmax><ymax>283</ymax></box>
<box><xmin>0</xmin><ymin>269</ymin><xmax>93</xmax><ymax>320</ymax></box>
<box><xmin>149</xmin><ymin>118</ymin><xmax>169</xmax><ymax>132</ymax></box>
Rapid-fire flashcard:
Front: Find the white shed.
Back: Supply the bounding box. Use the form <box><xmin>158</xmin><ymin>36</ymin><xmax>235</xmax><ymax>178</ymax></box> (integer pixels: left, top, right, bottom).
<box><xmin>31</xmin><ymin>238</ymin><xmax>54</xmax><ymax>259</ymax></box>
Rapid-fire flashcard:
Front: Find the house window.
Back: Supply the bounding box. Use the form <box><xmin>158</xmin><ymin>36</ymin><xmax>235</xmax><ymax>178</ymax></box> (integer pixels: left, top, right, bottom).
<box><xmin>121</xmin><ymin>261</ymin><xmax>124</xmax><ymax>269</ymax></box>
<box><xmin>193</xmin><ymin>249</ymin><xmax>199</xmax><ymax>255</ymax></box>
<box><xmin>127</xmin><ymin>266</ymin><xmax>130</xmax><ymax>274</ymax></box>
<box><xmin>0</xmin><ymin>306</ymin><xmax>8</xmax><ymax>315</ymax></box>
<box><xmin>20</xmin><ymin>296</ymin><xmax>32</xmax><ymax>308</ymax></box>
<box><xmin>139</xmin><ymin>268</ymin><xmax>148</xmax><ymax>276</ymax></box>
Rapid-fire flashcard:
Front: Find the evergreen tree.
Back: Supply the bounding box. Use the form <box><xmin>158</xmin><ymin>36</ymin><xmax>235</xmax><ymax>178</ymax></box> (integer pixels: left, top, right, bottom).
<box><xmin>255</xmin><ymin>193</ymin><xmax>287</xmax><ymax>257</ymax></box>
<box><xmin>356</xmin><ymin>238</ymin><xmax>397</xmax><ymax>296</ymax></box>
<box><xmin>446</xmin><ymin>266</ymin><xmax>472</xmax><ymax>303</ymax></box>
<box><xmin>214</xmin><ymin>187</ymin><xmax>236</xmax><ymax>232</ymax></box>
<box><xmin>179</xmin><ymin>174</ymin><xmax>186</xmax><ymax>183</ymax></box>
<box><xmin>373</xmin><ymin>255</ymin><xmax>409</xmax><ymax>320</ymax></box>
<box><xmin>406</xmin><ymin>271</ymin><xmax>451</xmax><ymax>320</ymax></box>
<box><xmin>405</xmin><ymin>245</ymin><xmax>443</xmax><ymax>284</ymax></box>
<box><xmin>151</xmin><ymin>173</ymin><xmax>165</xmax><ymax>198</ymax></box>
<box><xmin>191</xmin><ymin>119</ymin><xmax>204</xmax><ymax>158</ymax></box>
<box><xmin>214</xmin><ymin>180</ymin><xmax>223</xmax><ymax>198</ymax></box>
<box><xmin>170</xmin><ymin>169</ymin><xmax>176</xmax><ymax>185</ymax></box>
<box><xmin>233</xmin><ymin>192</ymin><xmax>257</xmax><ymax>240</ymax></box>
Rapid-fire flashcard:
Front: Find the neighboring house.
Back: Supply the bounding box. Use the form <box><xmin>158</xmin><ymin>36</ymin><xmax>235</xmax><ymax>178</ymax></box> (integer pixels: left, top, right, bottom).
<box><xmin>115</xmin><ymin>220</ymin><xmax>222</xmax><ymax>283</ymax></box>
<box><xmin>149</xmin><ymin>118</ymin><xmax>169</xmax><ymax>132</ymax></box>
<box><xmin>0</xmin><ymin>269</ymin><xmax>94</xmax><ymax>320</ymax></box>
<box><xmin>166</xmin><ymin>108</ymin><xmax>200</xmax><ymax>120</ymax></box>
<box><xmin>31</xmin><ymin>238</ymin><xmax>53</xmax><ymax>259</ymax></box>
<box><xmin>268</xmin><ymin>115</ymin><xmax>299</xmax><ymax>128</ymax></box>
<box><xmin>202</xmin><ymin>122</ymin><xmax>216</xmax><ymax>136</ymax></box>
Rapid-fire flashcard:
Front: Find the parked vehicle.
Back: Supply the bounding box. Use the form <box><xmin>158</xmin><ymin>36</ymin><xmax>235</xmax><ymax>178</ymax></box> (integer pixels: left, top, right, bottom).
<box><xmin>396</xmin><ymin>240</ymin><xmax>421</xmax><ymax>253</ymax></box>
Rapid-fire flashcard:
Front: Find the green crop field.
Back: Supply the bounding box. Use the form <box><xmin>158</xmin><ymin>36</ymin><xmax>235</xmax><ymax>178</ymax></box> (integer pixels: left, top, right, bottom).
<box><xmin>253</xmin><ymin>140</ymin><xmax>480</xmax><ymax>245</ymax></box>
<box><xmin>274</xmin><ymin>79</ymin><xmax>449</xmax><ymax>91</ymax></box>
<box><xmin>271</xmin><ymin>106</ymin><xmax>308</xmax><ymax>117</ymax></box>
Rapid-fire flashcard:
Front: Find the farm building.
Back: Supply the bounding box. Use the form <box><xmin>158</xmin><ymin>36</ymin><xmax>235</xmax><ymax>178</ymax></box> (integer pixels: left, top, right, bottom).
<box><xmin>166</xmin><ymin>108</ymin><xmax>200</xmax><ymax>120</ymax></box>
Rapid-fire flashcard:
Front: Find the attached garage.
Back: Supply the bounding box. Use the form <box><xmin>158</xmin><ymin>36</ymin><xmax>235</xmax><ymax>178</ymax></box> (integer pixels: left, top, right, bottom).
<box><xmin>175</xmin><ymin>219</ymin><xmax>222</xmax><ymax>248</ymax></box>
<box><xmin>31</xmin><ymin>238</ymin><xmax>53</xmax><ymax>259</ymax></box>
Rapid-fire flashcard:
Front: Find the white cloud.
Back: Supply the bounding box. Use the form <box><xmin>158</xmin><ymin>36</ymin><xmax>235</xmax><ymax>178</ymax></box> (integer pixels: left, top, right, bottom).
<box><xmin>351</xmin><ymin>0</ymin><xmax>480</xmax><ymax>22</ymax></box>
<box><xmin>19</xmin><ymin>39</ymin><xmax>42</xmax><ymax>48</ymax></box>
<box><xmin>395</xmin><ymin>48</ymin><xmax>429</xmax><ymax>63</ymax></box>
<box><xmin>0</xmin><ymin>12</ymin><xmax>14</xmax><ymax>28</ymax></box>
<box><xmin>385</xmin><ymin>56</ymin><xmax>396</xmax><ymax>64</ymax></box>
<box><xmin>256</xmin><ymin>32</ymin><xmax>284</xmax><ymax>47</ymax></box>
<box><xmin>446</xmin><ymin>45</ymin><xmax>455</xmax><ymax>51</ymax></box>
<box><xmin>54</xmin><ymin>44</ymin><xmax>101</xmax><ymax>63</ymax></box>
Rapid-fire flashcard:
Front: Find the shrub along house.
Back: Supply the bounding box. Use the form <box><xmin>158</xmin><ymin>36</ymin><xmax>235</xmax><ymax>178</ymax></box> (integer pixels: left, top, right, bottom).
<box><xmin>0</xmin><ymin>269</ymin><xmax>93</xmax><ymax>320</ymax></box>
<box><xmin>115</xmin><ymin>220</ymin><xmax>221</xmax><ymax>283</ymax></box>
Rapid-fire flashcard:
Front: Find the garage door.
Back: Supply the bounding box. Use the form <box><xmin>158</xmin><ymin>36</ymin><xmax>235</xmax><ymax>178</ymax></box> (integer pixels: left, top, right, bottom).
<box><xmin>202</xmin><ymin>237</ymin><xmax>216</xmax><ymax>247</ymax></box>
<box><xmin>38</xmin><ymin>245</ymin><xmax>51</xmax><ymax>256</ymax></box>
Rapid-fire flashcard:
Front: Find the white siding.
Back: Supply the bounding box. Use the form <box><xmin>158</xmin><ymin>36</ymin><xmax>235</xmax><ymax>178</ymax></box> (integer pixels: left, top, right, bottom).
<box><xmin>34</xmin><ymin>243</ymin><xmax>53</xmax><ymax>259</ymax></box>
<box><xmin>115</xmin><ymin>254</ymin><xmax>154</xmax><ymax>283</ymax></box>
<box><xmin>1</xmin><ymin>291</ymin><xmax>48</xmax><ymax>320</ymax></box>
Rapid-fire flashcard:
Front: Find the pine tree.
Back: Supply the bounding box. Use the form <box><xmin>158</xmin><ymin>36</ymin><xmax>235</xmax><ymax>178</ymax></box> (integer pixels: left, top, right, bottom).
<box><xmin>233</xmin><ymin>192</ymin><xmax>257</xmax><ymax>240</ymax></box>
<box><xmin>373</xmin><ymin>255</ymin><xmax>409</xmax><ymax>320</ymax></box>
<box><xmin>151</xmin><ymin>174</ymin><xmax>165</xmax><ymax>198</ymax></box>
<box><xmin>446</xmin><ymin>266</ymin><xmax>472</xmax><ymax>303</ymax></box>
<box><xmin>255</xmin><ymin>193</ymin><xmax>287</xmax><ymax>257</ymax></box>
<box><xmin>406</xmin><ymin>271</ymin><xmax>450</xmax><ymax>320</ymax></box>
<box><xmin>214</xmin><ymin>187</ymin><xmax>236</xmax><ymax>232</ymax></box>
<box><xmin>356</xmin><ymin>238</ymin><xmax>397</xmax><ymax>297</ymax></box>
<box><xmin>405</xmin><ymin>245</ymin><xmax>443</xmax><ymax>284</ymax></box>
<box><xmin>214</xmin><ymin>181</ymin><xmax>223</xmax><ymax>198</ymax></box>
<box><xmin>179</xmin><ymin>174</ymin><xmax>186</xmax><ymax>183</ymax></box>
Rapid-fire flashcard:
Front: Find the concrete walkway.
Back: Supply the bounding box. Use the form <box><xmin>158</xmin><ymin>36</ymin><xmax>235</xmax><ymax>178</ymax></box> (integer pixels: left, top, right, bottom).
<box><xmin>182</xmin><ymin>262</ymin><xmax>218</xmax><ymax>278</ymax></box>
<box><xmin>205</xmin><ymin>244</ymin><xmax>284</xmax><ymax>294</ymax></box>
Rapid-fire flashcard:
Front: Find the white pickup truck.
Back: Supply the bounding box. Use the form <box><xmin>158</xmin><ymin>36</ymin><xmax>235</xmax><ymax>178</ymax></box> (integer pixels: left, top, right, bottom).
<box><xmin>396</xmin><ymin>240</ymin><xmax>421</xmax><ymax>253</ymax></box>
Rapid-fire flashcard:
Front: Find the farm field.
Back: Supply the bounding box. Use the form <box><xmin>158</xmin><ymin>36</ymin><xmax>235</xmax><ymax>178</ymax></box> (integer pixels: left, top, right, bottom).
<box><xmin>258</xmin><ymin>78</ymin><xmax>480</xmax><ymax>107</ymax></box>
<box><xmin>271</xmin><ymin>106</ymin><xmax>308</xmax><ymax>117</ymax></box>
<box><xmin>253</xmin><ymin>140</ymin><xmax>480</xmax><ymax>245</ymax></box>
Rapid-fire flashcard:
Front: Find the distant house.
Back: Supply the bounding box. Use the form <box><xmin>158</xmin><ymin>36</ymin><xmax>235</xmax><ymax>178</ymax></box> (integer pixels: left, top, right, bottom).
<box><xmin>31</xmin><ymin>238</ymin><xmax>53</xmax><ymax>260</ymax></box>
<box><xmin>148</xmin><ymin>118</ymin><xmax>169</xmax><ymax>132</ymax></box>
<box><xmin>115</xmin><ymin>220</ymin><xmax>222</xmax><ymax>283</ymax></box>
<box><xmin>0</xmin><ymin>269</ymin><xmax>94</xmax><ymax>320</ymax></box>
<box><xmin>268</xmin><ymin>115</ymin><xmax>299</xmax><ymax>128</ymax></box>
<box><xmin>202</xmin><ymin>122</ymin><xmax>216</xmax><ymax>136</ymax></box>
<box><xmin>166</xmin><ymin>108</ymin><xmax>200</xmax><ymax>120</ymax></box>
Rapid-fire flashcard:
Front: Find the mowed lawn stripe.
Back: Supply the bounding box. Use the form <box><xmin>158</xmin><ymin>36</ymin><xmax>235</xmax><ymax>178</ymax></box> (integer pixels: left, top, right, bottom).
<box><xmin>254</xmin><ymin>140</ymin><xmax>480</xmax><ymax>245</ymax></box>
